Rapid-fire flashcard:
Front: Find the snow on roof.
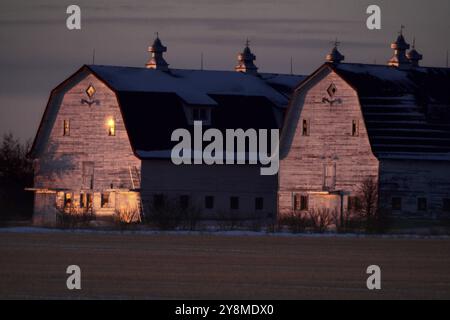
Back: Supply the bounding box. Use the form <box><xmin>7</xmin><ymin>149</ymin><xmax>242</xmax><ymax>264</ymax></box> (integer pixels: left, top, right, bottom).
<box><xmin>88</xmin><ymin>65</ymin><xmax>305</xmax><ymax>107</ymax></box>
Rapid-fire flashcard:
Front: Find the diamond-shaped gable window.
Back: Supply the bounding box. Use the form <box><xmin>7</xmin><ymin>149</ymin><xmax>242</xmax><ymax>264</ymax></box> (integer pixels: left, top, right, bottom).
<box><xmin>86</xmin><ymin>85</ymin><xmax>96</xmax><ymax>98</ymax></box>
<box><xmin>327</xmin><ymin>83</ymin><xmax>337</xmax><ymax>98</ymax></box>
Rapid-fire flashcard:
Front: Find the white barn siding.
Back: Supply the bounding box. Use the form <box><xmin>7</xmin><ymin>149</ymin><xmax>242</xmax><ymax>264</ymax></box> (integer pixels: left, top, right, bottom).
<box><xmin>279</xmin><ymin>67</ymin><xmax>379</xmax><ymax>215</ymax></box>
<box><xmin>32</xmin><ymin>72</ymin><xmax>141</xmax><ymax>224</ymax></box>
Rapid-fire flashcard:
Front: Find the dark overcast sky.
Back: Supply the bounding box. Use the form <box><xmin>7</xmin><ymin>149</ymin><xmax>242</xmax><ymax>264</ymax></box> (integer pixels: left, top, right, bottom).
<box><xmin>1</xmin><ymin>0</ymin><xmax>449</xmax><ymax>141</ymax></box>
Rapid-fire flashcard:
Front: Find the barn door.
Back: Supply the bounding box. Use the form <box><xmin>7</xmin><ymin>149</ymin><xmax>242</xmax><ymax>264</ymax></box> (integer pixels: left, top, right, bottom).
<box><xmin>82</xmin><ymin>162</ymin><xmax>94</xmax><ymax>189</ymax></box>
<box><xmin>324</xmin><ymin>163</ymin><xmax>336</xmax><ymax>190</ymax></box>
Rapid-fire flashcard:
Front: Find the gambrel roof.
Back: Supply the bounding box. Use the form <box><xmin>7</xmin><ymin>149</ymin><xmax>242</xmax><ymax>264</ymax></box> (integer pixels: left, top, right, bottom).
<box><xmin>88</xmin><ymin>65</ymin><xmax>304</xmax><ymax>107</ymax></box>
<box><xmin>283</xmin><ymin>62</ymin><xmax>450</xmax><ymax>160</ymax></box>
<box><xmin>332</xmin><ymin>63</ymin><xmax>450</xmax><ymax>158</ymax></box>
<box><xmin>29</xmin><ymin>65</ymin><xmax>305</xmax><ymax>158</ymax></box>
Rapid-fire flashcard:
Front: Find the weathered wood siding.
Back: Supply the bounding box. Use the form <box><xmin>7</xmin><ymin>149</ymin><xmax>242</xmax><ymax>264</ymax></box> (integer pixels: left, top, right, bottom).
<box><xmin>141</xmin><ymin>160</ymin><xmax>277</xmax><ymax>219</ymax></box>
<box><xmin>379</xmin><ymin>159</ymin><xmax>450</xmax><ymax>217</ymax></box>
<box><xmin>32</xmin><ymin>73</ymin><xmax>140</xmax><ymax>224</ymax></box>
<box><xmin>278</xmin><ymin>67</ymin><xmax>379</xmax><ymax>215</ymax></box>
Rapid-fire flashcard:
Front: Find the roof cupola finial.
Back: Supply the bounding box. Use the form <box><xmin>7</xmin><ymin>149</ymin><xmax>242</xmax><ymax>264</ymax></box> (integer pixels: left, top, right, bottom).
<box><xmin>326</xmin><ymin>38</ymin><xmax>345</xmax><ymax>64</ymax></box>
<box><xmin>235</xmin><ymin>39</ymin><xmax>258</xmax><ymax>75</ymax></box>
<box><xmin>145</xmin><ymin>32</ymin><xmax>169</xmax><ymax>71</ymax></box>
<box><xmin>407</xmin><ymin>37</ymin><xmax>423</xmax><ymax>67</ymax></box>
<box><xmin>388</xmin><ymin>26</ymin><xmax>411</xmax><ymax>68</ymax></box>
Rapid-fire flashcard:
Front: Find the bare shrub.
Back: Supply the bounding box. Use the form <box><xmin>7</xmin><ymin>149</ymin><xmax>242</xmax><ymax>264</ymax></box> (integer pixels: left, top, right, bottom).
<box><xmin>217</xmin><ymin>211</ymin><xmax>242</xmax><ymax>230</ymax></box>
<box><xmin>357</xmin><ymin>177</ymin><xmax>388</xmax><ymax>233</ymax></box>
<box><xmin>331</xmin><ymin>208</ymin><xmax>360</xmax><ymax>233</ymax></box>
<box><xmin>278</xmin><ymin>212</ymin><xmax>309</xmax><ymax>233</ymax></box>
<box><xmin>145</xmin><ymin>196</ymin><xmax>182</xmax><ymax>230</ymax></box>
<box><xmin>179</xmin><ymin>202</ymin><xmax>203</xmax><ymax>231</ymax></box>
<box><xmin>0</xmin><ymin>133</ymin><xmax>33</xmax><ymax>220</ymax></box>
<box><xmin>56</xmin><ymin>203</ymin><xmax>95</xmax><ymax>228</ymax></box>
<box><xmin>114</xmin><ymin>207</ymin><xmax>141</xmax><ymax>230</ymax></box>
<box><xmin>308</xmin><ymin>208</ymin><xmax>334</xmax><ymax>233</ymax></box>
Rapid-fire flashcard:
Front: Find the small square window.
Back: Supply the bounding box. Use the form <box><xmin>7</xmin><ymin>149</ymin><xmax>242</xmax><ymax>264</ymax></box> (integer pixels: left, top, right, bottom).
<box><xmin>255</xmin><ymin>197</ymin><xmax>264</xmax><ymax>210</ymax></box>
<box><xmin>205</xmin><ymin>196</ymin><xmax>214</xmax><ymax>209</ymax></box>
<box><xmin>230</xmin><ymin>196</ymin><xmax>239</xmax><ymax>210</ymax></box>
<box><xmin>392</xmin><ymin>197</ymin><xmax>402</xmax><ymax>211</ymax></box>
<box><xmin>417</xmin><ymin>198</ymin><xmax>427</xmax><ymax>211</ymax></box>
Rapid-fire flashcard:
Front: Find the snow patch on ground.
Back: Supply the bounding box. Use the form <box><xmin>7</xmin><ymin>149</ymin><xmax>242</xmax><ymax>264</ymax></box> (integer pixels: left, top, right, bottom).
<box><xmin>1</xmin><ymin>226</ymin><xmax>449</xmax><ymax>240</ymax></box>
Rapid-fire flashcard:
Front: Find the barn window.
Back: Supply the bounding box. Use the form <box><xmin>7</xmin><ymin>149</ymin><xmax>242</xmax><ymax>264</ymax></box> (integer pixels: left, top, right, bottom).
<box><xmin>80</xmin><ymin>193</ymin><xmax>85</xmax><ymax>208</ymax></box>
<box><xmin>101</xmin><ymin>193</ymin><xmax>110</xmax><ymax>208</ymax></box>
<box><xmin>392</xmin><ymin>197</ymin><xmax>402</xmax><ymax>211</ymax></box>
<box><xmin>255</xmin><ymin>197</ymin><xmax>264</xmax><ymax>210</ymax></box>
<box><xmin>63</xmin><ymin>120</ymin><xmax>70</xmax><ymax>136</ymax></box>
<box><xmin>86</xmin><ymin>84</ymin><xmax>96</xmax><ymax>98</ymax></box>
<box><xmin>327</xmin><ymin>83</ymin><xmax>337</xmax><ymax>98</ymax></box>
<box><xmin>86</xmin><ymin>194</ymin><xmax>93</xmax><ymax>209</ymax></box>
<box><xmin>293</xmin><ymin>194</ymin><xmax>308</xmax><ymax>211</ymax></box>
<box><xmin>352</xmin><ymin>120</ymin><xmax>359</xmax><ymax>136</ymax></box>
<box><xmin>230</xmin><ymin>196</ymin><xmax>239</xmax><ymax>210</ymax></box>
<box><xmin>300</xmin><ymin>195</ymin><xmax>308</xmax><ymax>210</ymax></box>
<box><xmin>180</xmin><ymin>195</ymin><xmax>190</xmax><ymax>210</ymax></box>
<box><xmin>302</xmin><ymin>119</ymin><xmax>310</xmax><ymax>136</ymax></box>
<box><xmin>80</xmin><ymin>193</ymin><xmax>92</xmax><ymax>209</ymax></box>
<box><xmin>153</xmin><ymin>194</ymin><xmax>165</xmax><ymax>209</ymax></box>
<box><xmin>443</xmin><ymin>199</ymin><xmax>450</xmax><ymax>212</ymax></box>
<box><xmin>417</xmin><ymin>198</ymin><xmax>427</xmax><ymax>211</ymax></box>
<box><xmin>192</xmin><ymin>108</ymin><xmax>211</xmax><ymax>124</ymax></box>
<box><xmin>205</xmin><ymin>196</ymin><xmax>214</xmax><ymax>209</ymax></box>
<box><xmin>64</xmin><ymin>193</ymin><xmax>72</xmax><ymax>208</ymax></box>
<box><xmin>107</xmin><ymin>118</ymin><xmax>115</xmax><ymax>136</ymax></box>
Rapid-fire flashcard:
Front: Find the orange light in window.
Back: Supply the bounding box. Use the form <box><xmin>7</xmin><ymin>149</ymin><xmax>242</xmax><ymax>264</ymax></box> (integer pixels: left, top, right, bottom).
<box><xmin>107</xmin><ymin>118</ymin><xmax>115</xmax><ymax>136</ymax></box>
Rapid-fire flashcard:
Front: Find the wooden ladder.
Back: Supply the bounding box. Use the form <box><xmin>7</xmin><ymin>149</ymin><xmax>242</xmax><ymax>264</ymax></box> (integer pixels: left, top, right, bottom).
<box><xmin>128</xmin><ymin>164</ymin><xmax>145</xmax><ymax>221</ymax></box>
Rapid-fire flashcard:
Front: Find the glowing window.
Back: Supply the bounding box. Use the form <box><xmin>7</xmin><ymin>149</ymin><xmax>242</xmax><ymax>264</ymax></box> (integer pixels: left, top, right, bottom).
<box><xmin>107</xmin><ymin>118</ymin><xmax>115</xmax><ymax>136</ymax></box>
<box><xmin>64</xmin><ymin>193</ymin><xmax>72</xmax><ymax>208</ymax></box>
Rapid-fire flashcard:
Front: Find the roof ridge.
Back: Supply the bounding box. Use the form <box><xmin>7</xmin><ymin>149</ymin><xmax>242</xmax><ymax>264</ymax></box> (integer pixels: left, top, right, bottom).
<box><xmin>88</xmin><ymin>64</ymin><xmax>305</xmax><ymax>77</ymax></box>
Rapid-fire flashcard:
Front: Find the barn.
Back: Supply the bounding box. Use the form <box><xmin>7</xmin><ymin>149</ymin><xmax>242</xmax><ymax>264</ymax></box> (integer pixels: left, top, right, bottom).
<box><xmin>28</xmin><ymin>31</ymin><xmax>450</xmax><ymax>226</ymax></box>
<box><xmin>279</xmin><ymin>32</ymin><xmax>450</xmax><ymax>220</ymax></box>
<box><xmin>28</xmin><ymin>36</ymin><xmax>304</xmax><ymax>225</ymax></box>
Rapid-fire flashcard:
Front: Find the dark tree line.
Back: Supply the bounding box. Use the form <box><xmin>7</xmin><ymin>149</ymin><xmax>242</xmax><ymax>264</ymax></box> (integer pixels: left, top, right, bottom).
<box><xmin>0</xmin><ymin>133</ymin><xmax>34</xmax><ymax>221</ymax></box>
